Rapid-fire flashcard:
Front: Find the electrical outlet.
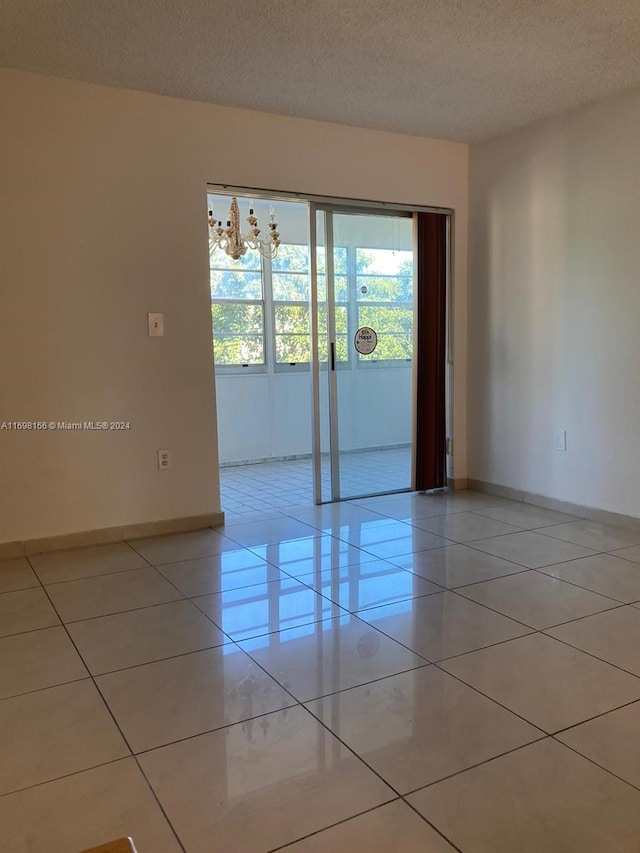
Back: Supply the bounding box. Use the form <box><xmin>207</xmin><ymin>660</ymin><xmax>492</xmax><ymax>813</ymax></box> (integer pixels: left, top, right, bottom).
<box><xmin>158</xmin><ymin>449</ymin><xmax>171</xmax><ymax>470</ymax></box>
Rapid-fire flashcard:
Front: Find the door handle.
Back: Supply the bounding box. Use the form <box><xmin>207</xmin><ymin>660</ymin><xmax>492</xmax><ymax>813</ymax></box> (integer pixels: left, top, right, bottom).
<box><xmin>330</xmin><ymin>342</ymin><xmax>336</xmax><ymax>372</ymax></box>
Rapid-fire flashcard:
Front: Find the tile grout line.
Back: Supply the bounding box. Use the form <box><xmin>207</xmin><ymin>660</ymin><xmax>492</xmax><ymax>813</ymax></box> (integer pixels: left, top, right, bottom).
<box><xmin>448</xmin><ymin>586</ymin><xmax>625</xmax><ymax>632</ymax></box>
<box><xmin>0</xmin><ymin>673</ymin><xmax>92</xmax><ymax>704</ymax></box>
<box><xmin>21</xmin><ymin>553</ymin><xmax>188</xmax><ymax>853</ymax></box>
<box><xmin>260</xmin><ymin>801</ymin><xmax>406</xmax><ymax>853</ymax></box>
<box><xmin>402</xmin><ymin>727</ymin><xmax>640</xmax><ymax>806</ymax></box>
<box><xmin>130</xmin><ymin>697</ymin><xmax>302</xmax><ymax>759</ymax></box>
<box><xmin>0</xmin><ymin>755</ymin><xmax>135</xmax><ymax>801</ymax></box>
<box><xmin>6</xmin><ymin>505</ymin><xmax>640</xmax><ymax>848</ymax></box>
<box><xmin>5</xmin><ymin>556</ymin><xmax>640</xmax><ymax>685</ymax></box>
<box><xmin>400</xmin><ymin>735</ymin><xmax>550</xmax><ymax>799</ymax></box>
<box><xmin>47</xmin><ymin>596</ymin><xmax>188</xmax><ymax>627</ymax></box>
<box><xmin>537</xmin><ymin>626</ymin><xmax>640</xmax><ymax>681</ymax></box>
<box><xmin>429</xmin><ymin>634</ymin><xmax>640</xmax><ymax>740</ymax></box>
<box><xmin>291</xmin><ymin>696</ymin><xmax>465</xmax><ymax>853</ymax></box>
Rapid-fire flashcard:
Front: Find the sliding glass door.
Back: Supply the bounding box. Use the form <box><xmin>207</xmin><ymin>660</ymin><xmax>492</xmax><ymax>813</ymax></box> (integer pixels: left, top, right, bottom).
<box><xmin>310</xmin><ymin>205</ymin><xmax>415</xmax><ymax>502</ymax></box>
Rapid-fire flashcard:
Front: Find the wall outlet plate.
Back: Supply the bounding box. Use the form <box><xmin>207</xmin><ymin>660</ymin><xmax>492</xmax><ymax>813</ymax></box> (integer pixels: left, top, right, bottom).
<box><xmin>158</xmin><ymin>449</ymin><xmax>171</xmax><ymax>469</ymax></box>
<box><xmin>148</xmin><ymin>313</ymin><xmax>164</xmax><ymax>336</ymax></box>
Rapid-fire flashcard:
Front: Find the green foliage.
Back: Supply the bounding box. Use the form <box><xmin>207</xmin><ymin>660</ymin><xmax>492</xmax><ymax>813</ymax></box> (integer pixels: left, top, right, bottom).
<box><xmin>212</xmin><ymin>336</ymin><xmax>264</xmax><ymax>365</ymax></box>
<box><xmin>272</xmin><ymin>273</ymin><xmax>309</xmax><ymax>301</ymax></box>
<box><xmin>272</xmin><ymin>244</ymin><xmax>310</xmax><ymax>273</ymax></box>
<box><xmin>210</xmin><ymin>243</ymin><xmax>414</xmax><ymax>366</ymax></box>
<box><xmin>275</xmin><ymin>304</ymin><xmax>308</xmax><ymax>333</ymax></box>
<box><xmin>276</xmin><ymin>335</ymin><xmax>311</xmax><ymax>363</ymax></box>
<box><xmin>211</xmin><ymin>303</ymin><xmax>264</xmax><ymax>365</ymax></box>
<box><xmin>212</xmin><ymin>303</ymin><xmax>262</xmax><ymax>333</ymax></box>
<box><xmin>211</xmin><ymin>269</ymin><xmax>262</xmax><ymax>300</ymax></box>
<box><xmin>358</xmin><ymin>304</ymin><xmax>413</xmax><ymax>361</ymax></box>
<box><xmin>356</xmin><ymin>248</ymin><xmax>413</xmax><ymax>302</ymax></box>
<box><xmin>316</xmin><ymin>247</ymin><xmax>348</xmax><ymax>276</ymax></box>
<box><xmin>209</xmin><ymin>251</ymin><xmax>262</xmax><ymax>272</ymax></box>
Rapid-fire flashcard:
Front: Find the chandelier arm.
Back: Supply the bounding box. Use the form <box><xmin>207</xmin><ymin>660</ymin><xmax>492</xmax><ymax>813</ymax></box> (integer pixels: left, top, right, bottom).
<box><xmin>208</xmin><ymin>196</ymin><xmax>283</xmax><ymax>261</ymax></box>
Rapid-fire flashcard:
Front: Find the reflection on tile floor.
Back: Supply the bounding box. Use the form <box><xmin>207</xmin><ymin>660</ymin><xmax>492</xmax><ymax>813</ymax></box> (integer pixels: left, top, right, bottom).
<box><xmin>5</xmin><ymin>490</ymin><xmax>640</xmax><ymax>850</ymax></box>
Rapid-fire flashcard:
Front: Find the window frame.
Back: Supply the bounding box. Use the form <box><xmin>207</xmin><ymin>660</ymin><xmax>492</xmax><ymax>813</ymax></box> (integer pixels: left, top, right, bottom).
<box><xmin>209</xmin><ymin>241</ymin><xmax>414</xmax><ymax>375</ymax></box>
<box><xmin>210</xmin><ymin>254</ymin><xmax>268</xmax><ymax>374</ymax></box>
<box><xmin>268</xmin><ymin>250</ymin><xmax>314</xmax><ymax>374</ymax></box>
<box><xmin>353</xmin><ymin>246</ymin><xmax>414</xmax><ymax>370</ymax></box>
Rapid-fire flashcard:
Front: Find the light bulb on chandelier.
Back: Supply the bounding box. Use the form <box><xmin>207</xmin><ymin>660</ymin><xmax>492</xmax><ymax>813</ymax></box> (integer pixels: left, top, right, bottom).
<box><xmin>208</xmin><ymin>197</ymin><xmax>281</xmax><ymax>260</ymax></box>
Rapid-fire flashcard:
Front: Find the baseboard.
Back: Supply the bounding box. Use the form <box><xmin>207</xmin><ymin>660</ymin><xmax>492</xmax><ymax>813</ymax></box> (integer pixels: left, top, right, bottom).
<box><xmin>467</xmin><ymin>479</ymin><xmax>526</xmax><ymax>503</ymax></box>
<box><xmin>220</xmin><ymin>453</ymin><xmax>311</xmax><ymax>468</ymax></box>
<box><xmin>468</xmin><ymin>478</ymin><xmax>640</xmax><ymax>532</ymax></box>
<box><xmin>220</xmin><ymin>444</ymin><xmax>411</xmax><ymax>468</ymax></box>
<box><xmin>447</xmin><ymin>477</ymin><xmax>469</xmax><ymax>491</ymax></box>
<box><xmin>0</xmin><ymin>511</ymin><xmax>226</xmax><ymax>559</ymax></box>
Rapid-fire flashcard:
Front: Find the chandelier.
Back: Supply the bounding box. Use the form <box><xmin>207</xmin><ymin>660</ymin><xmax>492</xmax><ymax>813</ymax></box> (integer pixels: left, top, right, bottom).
<box><xmin>208</xmin><ymin>197</ymin><xmax>281</xmax><ymax>260</ymax></box>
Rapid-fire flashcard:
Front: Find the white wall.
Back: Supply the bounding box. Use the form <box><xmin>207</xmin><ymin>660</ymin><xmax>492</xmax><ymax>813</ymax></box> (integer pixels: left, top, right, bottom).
<box><xmin>216</xmin><ymin>373</ymin><xmax>311</xmax><ymax>463</ymax></box>
<box><xmin>0</xmin><ymin>68</ymin><xmax>468</xmax><ymax>543</ymax></box>
<box><xmin>468</xmin><ymin>86</ymin><xmax>640</xmax><ymax>517</ymax></box>
<box><xmin>216</xmin><ymin>367</ymin><xmax>413</xmax><ymax>465</ymax></box>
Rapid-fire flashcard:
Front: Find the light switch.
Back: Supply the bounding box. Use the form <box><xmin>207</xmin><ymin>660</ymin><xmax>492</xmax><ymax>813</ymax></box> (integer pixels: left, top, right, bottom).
<box><xmin>555</xmin><ymin>429</ymin><xmax>567</xmax><ymax>451</ymax></box>
<box><xmin>148</xmin><ymin>313</ymin><xmax>164</xmax><ymax>337</ymax></box>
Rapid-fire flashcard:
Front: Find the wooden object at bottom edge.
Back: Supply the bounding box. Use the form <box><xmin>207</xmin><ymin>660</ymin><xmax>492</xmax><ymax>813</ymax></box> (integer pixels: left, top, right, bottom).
<box><xmin>80</xmin><ymin>838</ymin><xmax>137</xmax><ymax>853</ymax></box>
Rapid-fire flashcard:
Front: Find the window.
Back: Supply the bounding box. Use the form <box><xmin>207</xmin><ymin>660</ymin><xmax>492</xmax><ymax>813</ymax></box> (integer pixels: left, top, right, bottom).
<box><xmin>271</xmin><ymin>245</ymin><xmax>349</xmax><ymax>367</ymax></box>
<box><xmin>209</xmin><ymin>228</ymin><xmax>414</xmax><ymax>372</ymax></box>
<box><xmin>210</xmin><ymin>252</ymin><xmax>265</xmax><ymax>368</ymax></box>
<box><xmin>272</xmin><ymin>245</ymin><xmax>312</xmax><ymax>365</ymax></box>
<box><xmin>355</xmin><ymin>248</ymin><xmax>413</xmax><ymax>363</ymax></box>
<box><xmin>317</xmin><ymin>247</ymin><xmax>349</xmax><ymax>363</ymax></box>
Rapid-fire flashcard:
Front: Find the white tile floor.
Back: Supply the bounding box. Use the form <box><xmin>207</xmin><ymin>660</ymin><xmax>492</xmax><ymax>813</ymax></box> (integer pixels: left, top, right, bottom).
<box><xmin>220</xmin><ymin>447</ymin><xmax>411</xmax><ymax>515</ymax></box>
<box><xmin>5</xmin><ymin>492</ymin><xmax>640</xmax><ymax>850</ymax></box>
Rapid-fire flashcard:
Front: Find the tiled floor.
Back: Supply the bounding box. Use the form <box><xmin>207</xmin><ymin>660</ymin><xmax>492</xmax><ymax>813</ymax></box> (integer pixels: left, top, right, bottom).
<box><xmin>6</xmin><ymin>491</ymin><xmax>640</xmax><ymax>850</ymax></box>
<box><xmin>220</xmin><ymin>446</ymin><xmax>411</xmax><ymax>515</ymax></box>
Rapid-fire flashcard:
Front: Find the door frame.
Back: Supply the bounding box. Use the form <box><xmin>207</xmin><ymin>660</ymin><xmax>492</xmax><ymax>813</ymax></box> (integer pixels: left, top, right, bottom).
<box><xmin>206</xmin><ymin>183</ymin><xmax>455</xmax><ymax>504</ymax></box>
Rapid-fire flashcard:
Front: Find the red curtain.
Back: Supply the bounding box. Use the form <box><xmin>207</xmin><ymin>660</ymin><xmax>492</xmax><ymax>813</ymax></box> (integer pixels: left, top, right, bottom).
<box><xmin>414</xmin><ymin>211</ymin><xmax>447</xmax><ymax>490</ymax></box>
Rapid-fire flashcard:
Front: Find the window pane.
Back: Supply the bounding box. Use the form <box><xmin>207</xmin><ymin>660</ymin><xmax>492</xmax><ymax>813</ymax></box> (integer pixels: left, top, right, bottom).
<box><xmin>364</xmin><ymin>334</ymin><xmax>412</xmax><ymax>360</ymax></box>
<box><xmin>213</xmin><ymin>336</ymin><xmax>264</xmax><ymax>365</ymax></box>
<box><xmin>356</xmin><ymin>248</ymin><xmax>413</xmax><ymax>277</ymax></box>
<box><xmin>212</xmin><ymin>303</ymin><xmax>263</xmax><ymax>334</ymax></box>
<box><xmin>272</xmin><ymin>273</ymin><xmax>309</xmax><ymax>301</ymax></box>
<box><xmin>211</xmin><ymin>270</ymin><xmax>263</xmax><ymax>300</ymax></box>
<box><xmin>318</xmin><ymin>305</ymin><xmax>348</xmax><ymax>335</ymax></box>
<box><xmin>359</xmin><ymin>305</ymin><xmax>412</xmax><ymax>334</ymax></box>
<box><xmin>336</xmin><ymin>335</ymin><xmax>349</xmax><ymax>361</ymax></box>
<box><xmin>317</xmin><ymin>306</ymin><xmax>349</xmax><ymax>362</ymax></box>
<box><xmin>316</xmin><ymin>247</ymin><xmax>347</xmax><ymax>276</ymax></box>
<box><xmin>335</xmin><ymin>276</ymin><xmax>348</xmax><ymax>302</ymax></box>
<box><xmin>276</xmin><ymin>334</ymin><xmax>311</xmax><ymax>363</ymax></box>
<box><xmin>274</xmin><ymin>304</ymin><xmax>309</xmax><ymax>334</ymax></box>
<box><xmin>209</xmin><ymin>251</ymin><xmax>262</xmax><ymax>272</ymax></box>
<box><xmin>359</xmin><ymin>305</ymin><xmax>413</xmax><ymax>360</ymax></box>
<box><xmin>272</xmin><ymin>245</ymin><xmax>309</xmax><ymax>273</ymax></box>
<box><xmin>356</xmin><ymin>275</ymin><xmax>413</xmax><ymax>302</ymax></box>
<box><xmin>317</xmin><ymin>274</ymin><xmax>348</xmax><ymax>302</ymax></box>
<box><xmin>356</xmin><ymin>247</ymin><xmax>413</xmax><ymax>302</ymax></box>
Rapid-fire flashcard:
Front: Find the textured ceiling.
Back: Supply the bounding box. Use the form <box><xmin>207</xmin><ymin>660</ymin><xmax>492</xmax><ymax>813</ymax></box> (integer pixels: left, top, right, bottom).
<box><xmin>1</xmin><ymin>0</ymin><xmax>640</xmax><ymax>142</ymax></box>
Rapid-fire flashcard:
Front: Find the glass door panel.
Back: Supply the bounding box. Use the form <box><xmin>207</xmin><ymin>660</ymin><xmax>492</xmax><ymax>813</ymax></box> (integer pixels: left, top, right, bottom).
<box><xmin>310</xmin><ymin>206</ymin><xmax>414</xmax><ymax>502</ymax></box>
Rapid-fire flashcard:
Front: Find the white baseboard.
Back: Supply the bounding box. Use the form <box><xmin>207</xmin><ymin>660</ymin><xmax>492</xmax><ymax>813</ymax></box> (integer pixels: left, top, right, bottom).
<box><xmin>467</xmin><ymin>478</ymin><xmax>640</xmax><ymax>532</ymax></box>
<box><xmin>0</xmin><ymin>511</ymin><xmax>226</xmax><ymax>559</ymax></box>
